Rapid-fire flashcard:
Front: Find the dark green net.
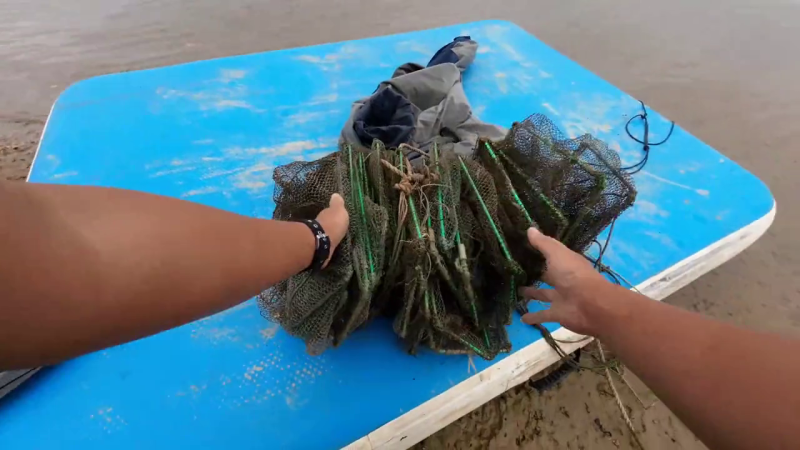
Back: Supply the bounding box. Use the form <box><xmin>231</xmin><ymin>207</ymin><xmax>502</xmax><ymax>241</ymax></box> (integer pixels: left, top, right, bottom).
<box><xmin>258</xmin><ymin>114</ymin><xmax>636</xmax><ymax>359</ymax></box>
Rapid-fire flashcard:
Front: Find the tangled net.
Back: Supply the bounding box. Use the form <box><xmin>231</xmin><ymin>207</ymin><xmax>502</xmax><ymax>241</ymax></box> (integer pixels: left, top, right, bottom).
<box><xmin>258</xmin><ymin>114</ymin><xmax>636</xmax><ymax>359</ymax></box>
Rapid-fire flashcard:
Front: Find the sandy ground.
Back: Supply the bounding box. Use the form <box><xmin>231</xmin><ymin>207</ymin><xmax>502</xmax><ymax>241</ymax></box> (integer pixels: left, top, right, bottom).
<box><xmin>3</xmin><ymin>0</ymin><xmax>800</xmax><ymax>448</ymax></box>
<box><xmin>418</xmin><ymin>368</ymin><xmax>704</xmax><ymax>450</ymax></box>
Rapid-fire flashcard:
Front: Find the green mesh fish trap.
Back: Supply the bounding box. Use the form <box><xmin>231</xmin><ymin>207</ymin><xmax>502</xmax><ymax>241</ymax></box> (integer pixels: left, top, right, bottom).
<box><xmin>258</xmin><ymin>114</ymin><xmax>636</xmax><ymax>359</ymax></box>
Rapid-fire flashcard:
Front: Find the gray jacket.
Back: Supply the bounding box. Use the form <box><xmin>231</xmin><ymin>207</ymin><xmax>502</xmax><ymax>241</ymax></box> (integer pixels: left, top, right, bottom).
<box><xmin>341</xmin><ymin>37</ymin><xmax>506</xmax><ymax>156</ymax></box>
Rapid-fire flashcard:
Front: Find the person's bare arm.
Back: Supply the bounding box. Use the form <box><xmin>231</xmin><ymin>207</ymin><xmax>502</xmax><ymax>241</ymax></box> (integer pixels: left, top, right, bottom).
<box><xmin>0</xmin><ymin>181</ymin><xmax>348</xmax><ymax>370</ymax></box>
<box><xmin>520</xmin><ymin>228</ymin><xmax>800</xmax><ymax>450</ymax></box>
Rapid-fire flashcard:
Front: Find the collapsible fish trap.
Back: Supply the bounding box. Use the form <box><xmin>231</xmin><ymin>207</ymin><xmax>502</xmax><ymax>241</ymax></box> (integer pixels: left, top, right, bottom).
<box><xmin>259</xmin><ymin>114</ymin><xmax>636</xmax><ymax>359</ymax></box>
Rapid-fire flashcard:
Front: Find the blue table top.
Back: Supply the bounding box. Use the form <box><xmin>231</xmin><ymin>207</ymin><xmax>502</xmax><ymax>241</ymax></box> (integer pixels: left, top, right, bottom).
<box><xmin>1</xmin><ymin>20</ymin><xmax>773</xmax><ymax>449</ymax></box>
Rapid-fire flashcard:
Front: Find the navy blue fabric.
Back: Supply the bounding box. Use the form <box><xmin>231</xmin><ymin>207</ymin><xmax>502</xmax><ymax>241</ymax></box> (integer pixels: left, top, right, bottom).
<box><xmin>427</xmin><ymin>36</ymin><xmax>472</xmax><ymax>67</ymax></box>
<box><xmin>353</xmin><ymin>87</ymin><xmax>416</xmax><ymax>148</ymax></box>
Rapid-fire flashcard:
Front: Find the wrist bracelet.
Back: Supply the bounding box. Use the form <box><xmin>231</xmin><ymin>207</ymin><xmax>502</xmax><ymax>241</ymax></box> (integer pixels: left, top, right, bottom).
<box><xmin>299</xmin><ymin>219</ymin><xmax>331</xmax><ymax>272</ymax></box>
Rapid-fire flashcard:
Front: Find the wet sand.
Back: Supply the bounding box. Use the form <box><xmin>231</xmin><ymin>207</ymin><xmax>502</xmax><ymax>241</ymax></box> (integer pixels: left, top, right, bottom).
<box><xmin>3</xmin><ymin>0</ymin><xmax>799</xmax><ymax>448</ymax></box>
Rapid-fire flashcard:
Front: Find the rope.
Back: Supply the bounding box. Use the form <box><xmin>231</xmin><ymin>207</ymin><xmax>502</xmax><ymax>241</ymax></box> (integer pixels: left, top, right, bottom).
<box><xmin>623</xmin><ymin>100</ymin><xmax>675</xmax><ymax>175</ymax></box>
<box><xmin>380</xmin><ymin>155</ymin><xmax>424</xmax><ymax>232</ymax></box>
<box><xmin>599</xmin><ymin>342</ymin><xmax>646</xmax><ymax>450</ymax></box>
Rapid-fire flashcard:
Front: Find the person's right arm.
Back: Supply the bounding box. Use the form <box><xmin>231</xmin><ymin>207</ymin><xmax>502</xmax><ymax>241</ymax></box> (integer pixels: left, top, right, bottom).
<box><xmin>520</xmin><ymin>228</ymin><xmax>800</xmax><ymax>450</ymax></box>
<box><xmin>0</xmin><ymin>181</ymin><xmax>348</xmax><ymax>370</ymax></box>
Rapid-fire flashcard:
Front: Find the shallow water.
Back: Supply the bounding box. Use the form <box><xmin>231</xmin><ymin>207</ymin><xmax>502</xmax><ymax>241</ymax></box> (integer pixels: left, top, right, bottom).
<box><xmin>1</xmin><ymin>0</ymin><xmax>799</xmax><ymax>447</ymax></box>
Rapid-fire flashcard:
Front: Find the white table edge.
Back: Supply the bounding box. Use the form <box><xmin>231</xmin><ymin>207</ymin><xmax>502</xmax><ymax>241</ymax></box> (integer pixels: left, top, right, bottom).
<box><xmin>343</xmin><ymin>203</ymin><xmax>776</xmax><ymax>450</ymax></box>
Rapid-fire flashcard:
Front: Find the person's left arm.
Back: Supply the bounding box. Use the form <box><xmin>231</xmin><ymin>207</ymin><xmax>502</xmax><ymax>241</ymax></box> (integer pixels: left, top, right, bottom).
<box><xmin>0</xmin><ymin>181</ymin><xmax>348</xmax><ymax>370</ymax></box>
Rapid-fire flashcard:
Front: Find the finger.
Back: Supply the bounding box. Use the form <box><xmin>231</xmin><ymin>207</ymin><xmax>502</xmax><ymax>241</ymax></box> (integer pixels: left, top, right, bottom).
<box><xmin>521</xmin><ymin>310</ymin><xmax>557</xmax><ymax>325</ymax></box>
<box><xmin>518</xmin><ymin>287</ymin><xmax>561</xmax><ymax>303</ymax></box>
<box><xmin>329</xmin><ymin>193</ymin><xmax>345</xmax><ymax>209</ymax></box>
<box><xmin>527</xmin><ymin>227</ymin><xmax>564</xmax><ymax>259</ymax></box>
<box><xmin>318</xmin><ymin>195</ymin><xmax>348</xmax><ymax>270</ymax></box>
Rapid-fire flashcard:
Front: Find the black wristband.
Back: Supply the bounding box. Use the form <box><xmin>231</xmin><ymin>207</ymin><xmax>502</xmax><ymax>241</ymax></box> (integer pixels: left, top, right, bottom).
<box><xmin>299</xmin><ymin>219</ymin><xmax>331</xmax><ymax>272</ymax></box>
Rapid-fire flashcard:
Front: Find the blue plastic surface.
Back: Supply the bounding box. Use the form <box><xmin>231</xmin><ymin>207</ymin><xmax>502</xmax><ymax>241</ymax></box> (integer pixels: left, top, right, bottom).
<box><xmin>0</xmin><ymin>21</ymin><xmax>773</xmax><ymax>449</ymax></box>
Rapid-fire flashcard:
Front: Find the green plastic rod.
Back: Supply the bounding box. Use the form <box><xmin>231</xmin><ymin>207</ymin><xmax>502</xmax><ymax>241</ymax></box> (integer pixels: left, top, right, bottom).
<box><xmin>457</xmin><ymin>155</ymin><xmax>513</xmax><ymax>261</ymax></box>
<box><xmin>484</xmin><ymin>142</ymin><xmax>533</xmax><ymax>225</ymax></box>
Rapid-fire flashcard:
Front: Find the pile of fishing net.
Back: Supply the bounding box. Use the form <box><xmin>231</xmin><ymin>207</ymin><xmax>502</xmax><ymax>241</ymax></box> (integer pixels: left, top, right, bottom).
<box><xmin>258</xmin><ymin>114</ymin><xmax>636</xmax><ymax>360</ymax></box>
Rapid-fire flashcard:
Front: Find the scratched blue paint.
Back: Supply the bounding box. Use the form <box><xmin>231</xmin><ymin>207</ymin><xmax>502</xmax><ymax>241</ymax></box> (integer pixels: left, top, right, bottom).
<box><xmin>1</xmin><ymin>21</ymin><xmax>773</xmax><ymax>449</ymax></box>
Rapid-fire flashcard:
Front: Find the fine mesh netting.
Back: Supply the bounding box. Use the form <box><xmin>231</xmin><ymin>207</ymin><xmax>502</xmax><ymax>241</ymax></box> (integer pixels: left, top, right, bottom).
<box><xmin>258</xmin><ymin>114</ymin><xmax>636</xmax><ymax>359</ymax></box>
